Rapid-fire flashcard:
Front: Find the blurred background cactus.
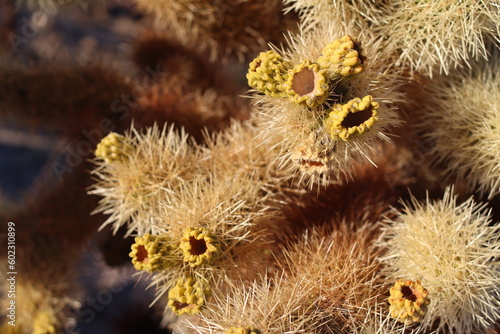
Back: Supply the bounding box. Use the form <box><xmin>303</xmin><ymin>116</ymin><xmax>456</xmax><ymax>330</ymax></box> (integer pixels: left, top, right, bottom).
<box><xmin>0</xmin><ymin>0</ymin><xmax>499</xmax><ymax>333</ymax></box>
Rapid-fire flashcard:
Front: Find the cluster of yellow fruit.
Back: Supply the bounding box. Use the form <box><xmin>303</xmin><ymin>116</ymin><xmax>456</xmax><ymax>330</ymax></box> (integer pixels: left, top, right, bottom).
<box><xmin>128</xmin><ymin>228</ymin><xmax>219</xmax><ymax>315</ymax></box>
<box><xmin>247</xmin><ymin>35</ymin><xmax>378</xmax><ymax>142</ymax></box>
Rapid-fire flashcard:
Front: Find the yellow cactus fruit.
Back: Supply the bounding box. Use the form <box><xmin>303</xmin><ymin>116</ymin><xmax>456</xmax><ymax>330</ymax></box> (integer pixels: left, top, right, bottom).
<box><xmin>32</xmin><ymin>310</ymin><xmax>58</xmax><ymax>334</ymax></box>
<box><xmin>283</xmin><ymin>59</ymin><xmax>329</xmax><ymax>108</ymax></box>
<box><xmin>317</xmin><ymin>35</ymin><xmax>364</xmax><ymax>77</ymax></box>
<box><xmin>225</xmin><ymin>327</ymin><xmax>262</xmax><ymax>334</ymax></box>
<box><xmin>247</xmin><ymin>50</ymin><xmax>289</xmax><ymax>97</ymax></box>
<box><xmin>324</xmin><ymin>95</ymin><xmax>379</xmax><ymax>141</ymax></box>
<box><xmin>95</xmin><ymin>132</ymin><xmax>132</xmax><ymax>164</ymax></box>
<box><xmin>129</xmin><ymin>234</ymin><xmax>174</xmax><ymax>273</ymax></box>
<box><xmin>179</xmin><ymin>227</ymin><xmax>220</xmax><ymax>267</ymax></box>
<box><xmin>167</xmin><ymin>275</ymin><xmax>212</xmax><ymax>316</ymax></box>
<box><xmin>388</xmin><ymin>280</ymin><xmax>430</xmax><ymax>325</ymax></box>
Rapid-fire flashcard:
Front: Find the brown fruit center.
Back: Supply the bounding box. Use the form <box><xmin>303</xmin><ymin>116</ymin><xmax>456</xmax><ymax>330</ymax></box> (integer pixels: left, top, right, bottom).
<box><xmin>341</xmin><ymin>107</ymin><xmax>373</xmax><ymax>128</ymax></box>
<box><xmin>292</xmin><ymin>68</ymin><xmax>316</xmax><ymax>96</ymax></box>
<box><xmin>173</xmin><ymin>301</ymin><xmax>191</xmax><ymax>310</ymax></box>
<box><xmin>189</xmin><ymin>236</ymin><xmax>208</xmax><ymax>255</ymax></box>
<box><xmin>401</xmin><ymin>285</ymin><xmax>417</xmax><ymax>302</ymax></box>
<box><xmin>136</xmin><ymin>245</ymin><xmax>149</xmax><ymax>263</ymax></box>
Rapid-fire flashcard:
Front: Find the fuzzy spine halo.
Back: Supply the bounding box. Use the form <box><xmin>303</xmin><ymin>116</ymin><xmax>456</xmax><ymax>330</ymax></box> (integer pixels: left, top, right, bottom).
<box><xmin>379</xmin><ymin>186</ymin><xmax>500</xmax><ymax>333</ymax></box>
<box><xmin>417</xmin><ymin>50</ymin><xmax>500</xmax><ymax>199</ymax></box>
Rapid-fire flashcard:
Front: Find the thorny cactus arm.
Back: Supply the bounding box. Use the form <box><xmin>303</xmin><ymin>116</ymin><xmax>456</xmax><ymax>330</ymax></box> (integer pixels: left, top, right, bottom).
<box><xmin>133</xmin><ymin>0</ymin><xmax>298</xmax><ymax>62</ymax></box>
<box><xmin>379</xmin><ymin>186</ymin><xmax>500</xmax><ymax>333</ymax></box>
<box><xmin>224</xmin><ymin>327</ymin><xmax>261</xmax><ymax>334</ymax></box>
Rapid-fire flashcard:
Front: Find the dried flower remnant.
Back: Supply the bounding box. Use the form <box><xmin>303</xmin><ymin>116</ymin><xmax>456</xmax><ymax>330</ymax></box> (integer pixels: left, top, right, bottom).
<box><xmin>388</xmin><ymin>280</ymin><xmax>430</xmax><ymax>325</ymax></box>
<box><xmin>247</xmin><ymin>50</ymin><xmax>290</xmax><ymax>96</ymax></box>
<box><xmin>291</xmin><ymin>133</ymin><xmax>334</xmax><ymax>176</ymax></box>
<box><xmin>95</xmin><ymin>132</ymin><xmax>132</xmax><ymax>164</ymax></box>
<box><xmin>179</xmin><ymin>227</ymin><xmax>220</xmax><ymax>267</ymax></box>
<box><xmin>129</xmin><ymin>234</ymin><xmax>174</xmax><ymax>273</ymax></box>
<box><xmin>225</xmin><ymin>327</ymin><xmax>261</xmax><ymax>334</ymax></box>
<box><xmin>283</xmin><ymin>60</ymin><xmax>329</xmax><ymax>108</ymax></box>
<box><xmin>317</xmin><ymin>35</ymin><xmax>364</xmax><ymax>77</ymax></box>
<box><xmin>324</xmin><ymin>95</ymin><xmax>379</xmax><ymax>141</ymax></box>
<box><xmin>167</xmin><ymin>275</ymin><xmax>212</xmax><ymax>316</ymax></box>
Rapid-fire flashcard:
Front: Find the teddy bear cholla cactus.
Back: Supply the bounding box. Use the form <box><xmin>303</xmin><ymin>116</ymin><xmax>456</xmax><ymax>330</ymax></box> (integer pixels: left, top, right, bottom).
<box><xmin>247</xmin><ymin>23</ymin><xmax>403</xmax><ymax>187</ymax></box>
<box><xmin>91</xmin><ymin>115</ymin><xmax>300</xmax><ymax>316</ymax></box>
<box><xmin>192</xmin><ymin>222</ymin><xmax>390</xmax><ymax>333</ymax></box>
<box><xmin>417</xmin><ymin>50</ymin><xmax>500</xmax><ymax>199</ymax></box>
<box><xmin>134</xmin><ymin>0</ymin><xmax>297</xmax><ymax>62</ymax></box>
<box><xmin>283</xmin><ymin>0</ymin><xmax>383</xmax><ymax>35</ymax></box>
<box><xmin>379</xmin><ymin>186</ymin><xmax>500</xmax><ymax>333</ymax></box>
<box><xmin>375</xmin><ymin>0</ymin><xmax>499</xmax><ymax>76</ymax></box>
<box><xmin>190</xmin><ymin>273</ymin><xmax>327</xmax><ymax>334</ymax></box>
<box><xmin>277</xmin><ymin>222</ymin><xmax>388</xmax><ymax>332</ymax></box>
<box><xmin>284</xmin><ymin>0</ymin><xmax>500</xmax><ymax>76</ymax></box>
<box><xmin>90</xmin><ymin>125</ymin><xmax>203</xmax><ymax>236</ymax></box>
